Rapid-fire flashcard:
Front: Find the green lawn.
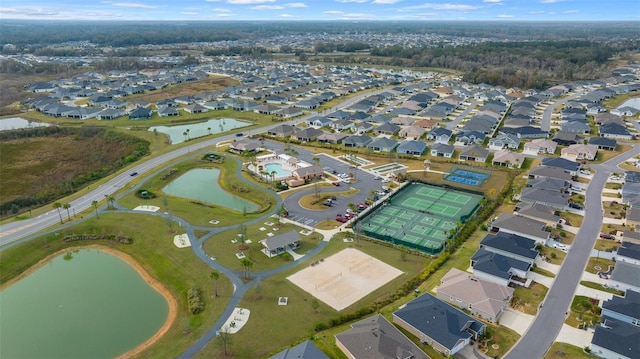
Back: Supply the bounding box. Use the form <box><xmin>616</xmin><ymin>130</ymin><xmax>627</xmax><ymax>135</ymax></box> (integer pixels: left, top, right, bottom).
<box><xmin>565</xmin><ymin>296</ymin><xmax>601</xmax><ymax>329</ymax></box>
<box><xmin>533</xmin><ymin>266</ymin><xmax>556</xmax><ymax>278</ymax></box>
<box><xmin>585</xmin><ymin>257</ymin><xmax>615</xmax><ymax>274</ymax></box>
<box><xmin>579</xmin><ymin>281</ymin><xmax>624</xmax><ymax>296</ymax></box>
<box><xmin>195</xmin><ymin>237</ymin><xmax>430</xmax><ymax>358</ymax></box>
<box><xmin>544</xmin><ymin>342</ymin><xmax>597</xmax><ymax>359</ymax></box>
<box><xmin>0</xmin><ymin>213</ymin><xmax>229</xmax><ymax>359</ymax></box>
<box><xmin>512</xmin><ymin>282</ymin><xmax>548</xmax><ymax>315</ymax></box>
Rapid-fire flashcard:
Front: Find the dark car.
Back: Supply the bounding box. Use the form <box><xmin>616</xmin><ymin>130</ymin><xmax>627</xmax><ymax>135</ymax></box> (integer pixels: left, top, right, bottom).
<box><xmin>600</xmin><ymin>233</ymin><xmax>616</xmax><ymax>240</ymax></box>
<box><xmin>130</xmin><ymin>172</ymin><xmax>138</xmax><ymax>176</ymax></box>
<box><xmin>569</xmin><ymin>203</ymin><xmax>584</xmax><ymax>210</ymax></box>
<box><xmin>235</xmin><ymin>133</ymin><xmax>244</xmax><ymax>137</ymax></box>
<box><xmin>331</xmin><ymin>182</ymin><xmax>340</xmax><ymax>186</ymax></box>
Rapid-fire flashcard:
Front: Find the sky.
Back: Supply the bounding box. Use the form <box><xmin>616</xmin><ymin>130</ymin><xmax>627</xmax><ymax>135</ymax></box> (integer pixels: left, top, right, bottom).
<box><xmin>0</xmin><ymin>0</ymin><xmax>638</xmax><ymax>21</ymax></box>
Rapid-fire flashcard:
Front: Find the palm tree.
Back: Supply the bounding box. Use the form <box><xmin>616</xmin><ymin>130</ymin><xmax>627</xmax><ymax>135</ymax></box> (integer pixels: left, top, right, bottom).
<box><xmin>210</xmin><ymin>271</ymin><xmax>220</xmax><ymax>297</ymax></box>
<box><xmin>312</xmin><ymin>156</ymin><xmax>320</xmax><ymax>166</ymax></box>
<box><xmin>270</xmin><ymin>170</ymin><xmax>277</xmax><ymax>187</ymax></box>
<box><xmin>186</xmin><ymin>128</ymin><xmax>190</xmax><ymax>140</ymax></box>
<box><xmin>63</xmin><ymin>203</ymin><xmax>71</xmax><ymax>221</ymax></box>
<box><xmin>105</xmin><ymin>195</ymin><xmax>115</xmax><ymax>209</ymax></box>
<box><xmin>183</xmin><ymin>131</ymin><xmax>188</xmax><ymax>141</ymax></box>
<box><xmin>53</xmin><ymin>202</ymin><xmax>63</xmax><ymax>224</ymax></box>
<box><xmin>92</xmin><ymin>200</ymin><xmax>99</xmax><ymax>219</ymax></box>
<box><xmin>240</xmin><ymin>258</ymin><xmax>253</xmax><ymax>280</ymax></box>
<box><xmin>207</xmin><ymin>127</ymin><xmax>211</xmax><ymax>135</ymax></box>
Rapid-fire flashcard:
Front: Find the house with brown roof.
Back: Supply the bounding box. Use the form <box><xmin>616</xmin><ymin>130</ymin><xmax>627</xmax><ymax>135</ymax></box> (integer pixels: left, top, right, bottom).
<box><xmin>523</xmin><ymin>139</ymin><xmax>557</xmax><ymax>155</ymax></box>
<box><xmin>436</xmin><ymin>268</ymin><xmax>514</xmax><ymax>323</ymax></box>
<box><xmin>492</xmin><ymin>149</ymin><xmax>525</xmax><ymax>168</ymax></box>
<box><xmin>561</xmin><ymin>144</ymin><xmax>598</xmax><ymax>161</ymax></box>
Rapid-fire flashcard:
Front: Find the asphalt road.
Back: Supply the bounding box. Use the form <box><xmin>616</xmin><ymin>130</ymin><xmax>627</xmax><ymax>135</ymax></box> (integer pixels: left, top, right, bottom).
<box><xmin>540</xmin><ymin>91</ymin><xmax>583</xmax><ymax>132</ymax></box>
<box><xmin>505</xmin><ymin>144</ymin><xmax>640</xmax><ymax>359</ymax></box>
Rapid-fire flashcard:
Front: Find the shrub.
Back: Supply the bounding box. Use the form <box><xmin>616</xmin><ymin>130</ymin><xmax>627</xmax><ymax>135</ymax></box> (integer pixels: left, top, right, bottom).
<box><xmin>187</xmin><ymin>287</ymin><xmax>204</xmax><ymax>315</ymax></box>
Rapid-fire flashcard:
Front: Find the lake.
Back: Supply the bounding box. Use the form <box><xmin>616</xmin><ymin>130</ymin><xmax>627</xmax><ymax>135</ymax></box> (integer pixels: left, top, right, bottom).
<box><xmin>149</xmin><ymin>118</ymin><xmax>251</xmax><ymax>144</ymax></box>
<box><xmin>0</xmin><ymin>249</ymin><xmax>169</xmax><ymax>359</ymax></box>
<box><xmin>162</xmin><ymin>168</ymin><xmax>259</xmax><ymax>212</ymax></box>
<box><xmin>0</xmin><ymin>117</ymin><xmax>49</xmax><ymax>131</ymax></box>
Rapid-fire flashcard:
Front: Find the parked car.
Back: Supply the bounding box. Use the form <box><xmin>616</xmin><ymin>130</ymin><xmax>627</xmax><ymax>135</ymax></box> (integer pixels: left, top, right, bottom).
<box><xmin>600</xmin><ymin>233</ymin><xmax>616</xmax><ymax>240</ymax></box>
<box><xmin>579</xmin><ymin>170</ymin><xmax>591</xmax><ymax>175</ymax></box>
<box><xmin>553</xmin><ymin>243</ymin><xmax>569</xmax><ymax>251</ymax></box>
<box><xmin>344</xmin><ymin>212</ymin><xmax>353</xmax><ymax>219</ymax></box>
<box><xmin>569</xmin><ymin>203</ymin><xmax>584</xmax><ymax>210</ymax></box>
<box><xmin>335</xmin><ymin>215</ymin><xmax>347</xmax><ymax>223</ymax></box>
<box><xmin>381</xmin><ymin>178</ymin><xmax>391</xmax><ymax>183</ymax></box>
<box><xmin>357</xmin><ymin>203</ymin><xmax>368</xmax><ymax>210</ymax></box>
<box><xmin>331</xmin><ymin>182</ymin><xmax>340</xmax><ymax>186</ymax></box>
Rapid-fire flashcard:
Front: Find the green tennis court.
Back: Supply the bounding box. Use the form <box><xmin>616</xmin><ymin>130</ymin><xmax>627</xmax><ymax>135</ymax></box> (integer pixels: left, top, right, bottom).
<box><xmin>357</xmin><ymin>182</ymin><xmax>483</xmax><ymax>255</ymax></box>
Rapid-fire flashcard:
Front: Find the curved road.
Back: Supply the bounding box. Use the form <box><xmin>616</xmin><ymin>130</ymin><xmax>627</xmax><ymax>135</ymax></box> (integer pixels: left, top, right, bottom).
<box><xmin>505</xmin><ymin>144</ymin><xmax>640</xmax><ymax>359</ymax></box>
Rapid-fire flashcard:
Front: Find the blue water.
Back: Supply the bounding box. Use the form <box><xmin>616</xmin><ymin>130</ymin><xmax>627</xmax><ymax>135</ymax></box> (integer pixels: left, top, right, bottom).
<box><xmin>447</xmin><ymin>175</ymin><xmax>480</xmax><ymax>186</ymax></box>
<box><xmin>264</xmin><ymin>163</ymin><xmax>292</xmax><ymax>177</ymax></box>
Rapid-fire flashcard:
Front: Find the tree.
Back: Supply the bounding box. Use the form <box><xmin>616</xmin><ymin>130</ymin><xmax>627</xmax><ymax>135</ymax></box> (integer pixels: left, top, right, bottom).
<box><xmin>217</xmin><ymin>326</ymin><xmax>232</xmax><ymax>356</ymax></box>
<box><xmin>105</xmin><ymin>195</ymin><xmax>115</xmax><ymax>209</ymax></box>
<box><xmin>92</xmin><ymin>200</ymin><xmax>99</xmax><ymax>219</ymax></box>
<box><xmin>207</xmin><ymin>127</ymin><xmax>211</xmax><ymax>135</ymax></box>
<box><xmin>240</xmin><ymin>258</ymin><xmax>253</xmax><ymax>280</ymax></box>
<box><xmin>186</xmin><ymin>128</ymin><xmax>190</xmax><ymax>140</ymax></box>
<box><xmin>312</xmin><ymin>156</ymin><xmax>320</xmax><ymax>166</ymax></box>
<box><xmin>183</xmin><ymin>131</ymin><xmax>188</xmax><ymax>141</ymax></box>
<box><xmin>210</xmin><ymin>271</ymin><xmax>220</xmax><ymax>297</ymax></box>
<box><xmin>63</xmin><ymin>203</ymin><xmax>71</xmax><ymax>221</ymax></box>
<box><xmin>53</xmin><ymin>202</ymin><xmax>63</xmax><ymax>224</ymax></box>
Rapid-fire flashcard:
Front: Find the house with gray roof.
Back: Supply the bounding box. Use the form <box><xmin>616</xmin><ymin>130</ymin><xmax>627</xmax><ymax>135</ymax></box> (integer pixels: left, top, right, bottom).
<box><xmin>97</xmin><ymin>108</ymin><xmax>126</xmax><ymax>120</ymax></box>
<box><xmin>267</xmin><ymin>124</ymin><xmax>296</xmax><ymax>138</ymax></box>
<box><xmin>529</xmin><ymin>166</ymin><xmax>574</xmax><ymax>182</ymax></box>
<box><xmin>275</xmin><ymin>107</ymin><xmax>303</xmax><ymax>118</ymax></box>
<box><xmin>479</xmin><ymin>231</ymin><xmax>539</xmax><ymax>265</ymax></box>
<box><xmin>261</xmin><ymin>230</ymin><xmax>300</xmax><ymax>258</ymax></box>
<box><xmin>332</xmin><ymin>119</ymin><xmax>356</xmax><ymax>133</ymax></box>
<box><xmin>317</xmin><ymin>132</ymin><xmax>348</xmax><ymax>144</ymax></box>
<box><xmin>540</xmin><ymin>157</ymin><xmax>581</xmax><ymax>175</ymax></box>
<box><xmin>397</xmin><ymin>140</ymin><xmax>427</xmax><ymax>156</ymax></box>
<box><xmin>492</xmin><ymin>149</ymin><xmax>525</xmax><ymax>168</ymax></box>
<box><xmin>398</xmin><ymin>125</ymin><xmax>425</xmax><ymax>140</ymax></box>
<box><xmin>426</xmin><ymin>127</ymin><xmax>452</xmax><ymax>144</ymax></box>
<box><xmin>343</xmin><ymin>135</ymin><xmax>372</xmax><ymax>148</ymax></box>
<box><xmin>437</xmin><ymin>268</ymin><xmax>514</xmax><ymax>323</ymax></box>
<box><xmin>600</xmin><ymin>122</ymin><xmax>633</xmax><ymax>140</ymax></box>
<box><xmin>292</xmin><ymin>127</ymin><xmax>323</xmax><ymax>142</ymax></box>
<box><xmin>158</xmin><ymin>106</ymin><xmax>179</xmax><ymax>117</ymax></box>
<box><xmin>430</xmin><ymin>143</ymin><xmax>455</xmax><ymax>158</ymax></box>
<box><xmin>601</xmin><ymin>289</ymin><xmax>640</xmax><ymax>326</ymax></box>
<box><xmin>515</xmin><ymin>203</ymin><xmax>561</xmax><ymax>227</ymax></box>
<box><xmin>500</xmin><ymin>126</ymin><xmax>548</xmax><ymax>139</ymax></box>
<box><xmin>488</xmin><ymin>134</ymin><xmax>521</xmax><ymax>151</ymax></box>
<box><xmin>129</xmin><ymin>107</ymin><xmax>153</xmax><ymax>120</ymax></box>
<box><xmin>455</xmin><ymin>130</ymin><xmax>485</xmax><ymax>145</ymax></box>
<box><xmin>367</xmin><ymin>137</ymin><xmax>399</xmax><ymax>153</ymax></box>
<box><xmin>270</xmin><ymin>340</ymin><xmax>328</xmax><ymax>359</ymax></box>
<box><xmin>490</xmin><ymin>213</ymin><xmax>550</xmax><ymax>244</ymax></box>
<box><xmin>375</xmin><ymin>122</ymin><xmax>401</xmax><ymax>136</ymax></box>
<box><xmin>519</xmin><ymin>187</ymin><xmax>570</xmax><ymax>211</ymax></box>
<box><xmin>393</xmin><ymin>294</ymin><xmax>485</xmax><ymax>357</ymax></box>
<box><xmin>591</xmin><ymin>315</ymin><xmax>640</xmax><ymax>359</ymax></box>
<box><xmin>552</xmin><ymin>131</ymin><xmax>583</xmax><ymax>146</ymax></box>
<box><xmin>336</xmin><ymin>314</ymin><xmax>430</xmax><ymax>359</ymax></box>
<box><xmin>589</xmin><ymin>137</ymin><xmax>617</xmax><ymax>151</ymax></box>
<box><xmin>471</xmin><ymin>248</ymin><xmax>532</xmax><ymax>287</ymax></box>
<box><xmin>459</xmin><ymin>145</ymin><xmax>489</xmax><ymax>163</ymax></box>
<box><xmin>609</xmin><ymin>259</ymin><xmax>640</xmax><ymax>294</ymax></box>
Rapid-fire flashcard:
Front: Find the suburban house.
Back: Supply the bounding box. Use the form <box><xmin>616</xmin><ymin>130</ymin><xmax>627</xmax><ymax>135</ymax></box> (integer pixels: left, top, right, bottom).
<box><xmin>128</xmin><ymin>107</ymin><xmax>153</xmax><ymax>120</ymax></box>
<box><xmin>540</xmin><ymin>157</ymin><xmax>581</xmax><ymax>176</ymax></box>
<box><xmin>515</xmin><ymin>203</ymin><xmax>561</xmax><ymax>227</ymax></box>
<box><xmin>399</xmin><ymin>125</ymin><xmax>426</xmax><ymax>140</ymax></box>
<box><xmin>492</xmin><ymin>149</ymin><xmax>525</xmax><ymax>168</ymax></box>
<box><xmin>519</xmin><ymin>186</ymin><xmax>570</xmax><ymax>210</ymax></box>
<box><xmin>471</xmin><ymin>232</ymin><xmax>538</xmax><ymax>287</ymax></box>
<box><xmin>529</xmin><ymin>166</ymin><xmax>574</xmax><ymax>182</ymax></box>
<box><xmin>427</xmin><ymin>127</ymin><xmax>453</xmax><ymax>144</ymax></box>
<box><xmin>291</xmin><ymin>127</ymin><xmax>323</xmax><ymax>142</ymax></box>
<box><xmin>228</xmin><ymin>139</ymin><xmax>261</xmax><ymax>154</ymax></box>
<box><xmin>491</xmin><ymin>213</ymin><xmax>550</xmax><ymax>244</ymax></box>
<box><xmin>270</xmin><ymin>340</ymin><xmax>328</xmax><ymax>359</ymax></box>
<box><xmin>589</xmin><ymin>137</ymin><xmax>617</xmax><ymax>151</ymax></box>
<box><xmin>375</xmin><ymin>122</ymin><xmax>401</xmax><ymax>136</ymax></box>
<box><xmin>599</xmin><ymin>122</ymin><xmax>633</xmax><ymax>140</ymax></box>
<box><xmin>343</xmin><ymin>135</ymin><xmax>372</xmax><ymax>148</ymax></box>
<box><xmin>396</xmin><ymin>140</ymin><xmax>428</xmax><ymax>156</ymax></box>
<box><xmin>430</xmin><ymin>143</ymin><xmax>455</xmax><ymax>158</ymax></box>
<box><xmin>591</xmin><ymin>290</ymin><xmax>640</xmax><ymax>359</ymax></box>
<box><xmin>158</xmin><ymin>106</ymin><xmax>179</xmax><ymax>117</ymax></box>
<box><xmin>609</xmin><ymin>242</ymin><xmax>640</xmax><ymax>293</ymax></box>
<box><xmin>488</xmin><ymin>134</ymin><xmax>521</xmax><ymax>151</ymax></box>
<box><xmin>335</xmin><ymin>314</ymin><xmax>430</xmax><ymax>359</ymax></box>
<box><xmin>393</xmin><ymin>293</ymin><xmax>485</xmax><ymax>357</ymax></box>
<box><xmin>267</xmin><ymin>124</ymin><xmax>296</xmax><ymax>138</ymax></box>
<box><xmin>459</xmin><ymin>145</ymin><xmax>489</xmax><ymax>163</ymax></box>
<box><xmin>436</xmin><ymin>268</ymin><xmax>514</xmax><ymax>323</ymax></box>
<box><xmin>317</xmin><ymin>132</ymin><xmax>348</xmax><ymax>144</ymax></box>
<box><xmin>367</xmin><ymin>137</ymin><xmax>399</xmax><ymax>153</ymax></box>
<box><xmin>523</xmin><ymin>138</ymin><xmax>557</xmax><ymax>155</ymax></box>
<box><xmin>456</xmin><ymin>130</ymin><xmax>486</xmax><ymax>146</ymax></box>
<box><xmin>552</xmin><ymin>131</ymin><xmax>583</xmax><ymax>146</ymax></box>
<box><xmin>561</xmin><ymin>144</ymin><xmax>598</xmax><ymax>161</ymax></box>
<box><xmin>260</xmin><ymin>230</ymin><xmax>300</xmax><ymax>258</ymax></box>
<box><xmin>291</xmin><ymin>165</ymin><xmax>324</xmax><ymax>181</ymax></box>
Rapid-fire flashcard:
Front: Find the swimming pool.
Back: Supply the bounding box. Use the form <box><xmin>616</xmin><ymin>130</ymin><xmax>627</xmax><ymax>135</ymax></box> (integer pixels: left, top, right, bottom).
<box><xmin>265</xmin><ymin>163</ymin><xmax>292</xmax><ymax>178</ymax></box>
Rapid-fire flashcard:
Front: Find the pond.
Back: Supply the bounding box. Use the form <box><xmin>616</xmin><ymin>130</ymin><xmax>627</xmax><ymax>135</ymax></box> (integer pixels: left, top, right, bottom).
<box><xmin>149</xmin><ymin>118</ymin><xmax>251</xmax><ymax>144</ymax></box>
<box><xmin>0</xmin><ymin>249</ymin><xmax>169</xmax><ymax>359</ymax></box>
<box><xmin>0</xmin><ymin>117</ymin><xmax>49</xmax><ymax>131</ymax></box>
<box><xmin>162</xmin><ymin>168</ymin><xmax>259</xmax><ymax>212</ymax></box>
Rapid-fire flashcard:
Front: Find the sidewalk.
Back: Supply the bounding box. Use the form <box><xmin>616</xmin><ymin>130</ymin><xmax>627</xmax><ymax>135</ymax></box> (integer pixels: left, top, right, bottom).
<box><xmin>500</xmin><ymin>308</ymin><xmax>534</xmax><ymax>335</ymax></box>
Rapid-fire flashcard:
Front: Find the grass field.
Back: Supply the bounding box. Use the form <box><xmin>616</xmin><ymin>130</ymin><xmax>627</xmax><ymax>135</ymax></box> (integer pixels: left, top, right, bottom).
<box><xmin>512</xmin><ymin>282</ymin><xmax>548</xmax><ymax>315</ymax></box>
<box><xmin>544</xmin><ymin>342</ymin><xmax>596</xmax><ymax>359</ymax></box>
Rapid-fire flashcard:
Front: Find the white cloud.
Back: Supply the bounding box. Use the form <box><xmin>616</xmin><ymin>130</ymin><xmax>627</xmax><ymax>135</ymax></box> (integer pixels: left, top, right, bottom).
<box><xmin>111</xmin><ymin>2</ymin><xmax>157</xmax><ymax>8</ymax></box>
<box><xmin>251</xmin><ymin>5</ymin><xmax>284</xmax><ymax>9</ymax></box>
<box><xmin>483</xmin><ymin>0</ymin><xmax>502</xmax><ymax>2</ymax></box>
<box><xmin>561</xmin><ymin>10</ymin><xmax>578</xmax><ymax>13</ymax></box>
<box><xmin>373</xmin><ymin>0</ymin><xmax>402</xmax><ymax>4</ymax></box>
<box><xmin>212</xmin><ymin>7</ymin><xmax>231</xmax><ymax>11</ymax></box>
<box><xmin>528</xmin><ymin>10</ymin><xmax>545</xmax><ymax>14</ymax></box>
<box><xmin>496</xmin><ymin>14</ymin><xmax>513</xmax><ymax>18</ymax></box>
<box><xmin>336</xmin><ymin>0</ymin><xmax>368</xmax><ymax>3</ymax></box>
<box><xmin>338</xmin><ymin>13</ymin><xmax>375</xmax><ymax>19</ymax></box>
<box><xmin>285</xmin><ymin>2</ymin><xmax>307</xmax><ymax>7</ymax></box>
<box><xmin>323</xmin><ymin>10</ymin><xmax>344</xmax><ymax>14</ymax></box>
<box><xmin>280</xmin><ymin>13</ymin><xmax>294</xmax><ymax>17</ymax></box>
<box><xmin>399</xmin><ymin>3</ymin><xmax>483</xmax><ymax>12</ymax></box>
<box><xmin>217</xmin><ymin>13</ymin><xmax>233</xmax><ymax>16</ymax></box>
<box><xmin>227</xmin><ymin>0</ymin><xmax>275</xmax><ymax>4</ymax></box>
<box><xmin>181</xmin><ymin>11</ymin><xmax>198</xmax><ymax>15</ymax></box>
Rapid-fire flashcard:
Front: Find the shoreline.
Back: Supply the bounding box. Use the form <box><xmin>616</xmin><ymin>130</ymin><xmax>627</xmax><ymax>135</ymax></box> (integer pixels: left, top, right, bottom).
<box><xmin>0</xmin><ymin>244</ymin><xmax>177</xmax><ymax>359</ymax></box>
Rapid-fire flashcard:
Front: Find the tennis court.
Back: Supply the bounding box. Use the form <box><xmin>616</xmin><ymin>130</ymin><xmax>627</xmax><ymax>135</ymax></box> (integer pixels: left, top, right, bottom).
<box><xmin>356</xmin><ymin>182</ymin><xmax>483</xmax><ymax>254</ymax></box>
<box><xmin>443</xmin><ymin>166</ymin><xmax>491</xmax><ymax>186</ymax></box>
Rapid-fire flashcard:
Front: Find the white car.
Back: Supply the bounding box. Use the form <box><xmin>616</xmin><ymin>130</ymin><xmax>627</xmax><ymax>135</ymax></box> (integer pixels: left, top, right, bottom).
<box><xmin>381</xmin><ymin>178</ymin><xmax>390</xmax><ymax>183</ymax></box>
<box><xmin>579</xmin><ymin>170</ymin><xmax>591</xmax><ymax>175</ymax></box>
<box><xmin>553</xmin><ymin>243</ymin><xmax>569</xmax><ymax>251</ymax></box>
